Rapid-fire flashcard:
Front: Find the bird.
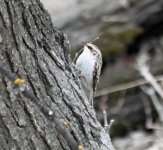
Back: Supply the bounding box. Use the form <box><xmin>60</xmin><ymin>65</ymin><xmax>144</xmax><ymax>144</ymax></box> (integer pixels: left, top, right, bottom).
<box><xmin>76</xmin><ymin>43</ymin><xmax>102</xmax><ymax>105</ymax></box>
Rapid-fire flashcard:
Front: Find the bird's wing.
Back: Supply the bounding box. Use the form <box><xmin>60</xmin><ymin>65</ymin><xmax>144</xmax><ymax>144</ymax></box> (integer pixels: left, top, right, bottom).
<box><xmin>92</xmin><ymin>58</ymin><xmax>102</xmax><ymax>94</ymax></box>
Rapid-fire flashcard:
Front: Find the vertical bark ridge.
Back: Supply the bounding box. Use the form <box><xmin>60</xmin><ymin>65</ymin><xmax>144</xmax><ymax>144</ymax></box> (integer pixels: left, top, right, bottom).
<box><xmin>0</xmin><ymin>0</ymin><xmax>115</xmax><ymax>149</ymax></box>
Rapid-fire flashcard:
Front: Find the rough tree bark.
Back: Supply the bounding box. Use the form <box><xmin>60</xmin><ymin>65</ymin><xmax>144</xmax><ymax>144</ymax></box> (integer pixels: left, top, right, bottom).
<box><xmin>0</xmin><ymin>0</ymin><xmax>114</xmax><ymax>150</ymax></box>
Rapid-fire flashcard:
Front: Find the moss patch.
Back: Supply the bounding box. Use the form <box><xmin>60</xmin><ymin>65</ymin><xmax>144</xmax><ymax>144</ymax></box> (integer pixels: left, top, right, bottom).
<box><xmin>95</xmin><ymin>24</ymin><xmax>143</xmax><ymax>62</ymax></box>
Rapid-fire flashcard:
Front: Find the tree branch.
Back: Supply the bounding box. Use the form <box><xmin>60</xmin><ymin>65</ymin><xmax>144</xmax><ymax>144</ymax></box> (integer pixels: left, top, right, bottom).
<box><xmin>96</xmin><ymin>75</ymin><xmax>163</xmax><ymax>97</ymax></box>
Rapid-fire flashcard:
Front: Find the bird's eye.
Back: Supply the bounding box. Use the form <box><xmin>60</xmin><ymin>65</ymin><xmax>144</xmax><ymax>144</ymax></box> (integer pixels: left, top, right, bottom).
<box><xmin>87</xmin><ymin>46</ymin><xmax>93</xmax><ymax>50</ymax></box>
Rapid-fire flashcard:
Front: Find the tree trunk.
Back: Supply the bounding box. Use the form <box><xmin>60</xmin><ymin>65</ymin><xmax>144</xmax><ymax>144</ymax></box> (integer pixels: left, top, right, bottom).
<box><xmin>0</xmin><ymin>0</ymin><xmax>114</xmax><ymax>149</ymax></box>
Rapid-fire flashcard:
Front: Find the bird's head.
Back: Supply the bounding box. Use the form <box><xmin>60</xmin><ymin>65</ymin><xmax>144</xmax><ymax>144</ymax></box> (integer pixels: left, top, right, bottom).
<box><xmin>82</xmin><ymin>42</ymin><xmax>102</xmax><ymax>59</ymax></box>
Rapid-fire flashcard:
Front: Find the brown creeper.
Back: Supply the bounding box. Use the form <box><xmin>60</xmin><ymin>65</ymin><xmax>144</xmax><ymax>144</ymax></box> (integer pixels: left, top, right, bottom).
<box><xmin>76</xmin><ymin>43</ymin><xmax>102</xmax><ymax>105</ymax></box>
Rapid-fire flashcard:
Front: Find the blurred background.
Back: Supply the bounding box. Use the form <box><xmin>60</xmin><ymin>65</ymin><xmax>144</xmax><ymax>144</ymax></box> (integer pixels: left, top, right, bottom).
<box><xmin>40</xmin><ymin>0</ymin><xmax>163</xmax><ymax>149</ymax></box>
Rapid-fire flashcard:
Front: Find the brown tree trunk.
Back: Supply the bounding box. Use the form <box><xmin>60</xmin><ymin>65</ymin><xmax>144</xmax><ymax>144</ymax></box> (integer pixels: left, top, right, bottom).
<box><xmin>0</xmin><ymin>0</ymin><xmax>114</xmax><ymax>149</ymax></box>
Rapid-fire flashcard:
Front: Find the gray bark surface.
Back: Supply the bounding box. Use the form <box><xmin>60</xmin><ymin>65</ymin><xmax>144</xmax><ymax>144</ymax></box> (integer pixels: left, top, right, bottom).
<box><xmin>0</xmin><ymin>0</ymin><xmax>114</xmax><ymax>149</ymax></box>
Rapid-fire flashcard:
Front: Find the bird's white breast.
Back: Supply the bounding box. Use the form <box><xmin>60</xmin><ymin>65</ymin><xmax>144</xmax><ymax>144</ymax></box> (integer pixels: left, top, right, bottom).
<box><xmin>76</xmin><ymin>49</ymin><xmax>95</xmax><ymax>86</ymax></box>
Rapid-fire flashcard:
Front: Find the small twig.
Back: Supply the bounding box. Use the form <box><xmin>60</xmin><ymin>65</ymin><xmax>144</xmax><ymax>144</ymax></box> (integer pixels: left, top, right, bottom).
<box><xmin>141</xmin><ymin>85</ymin><xmax>163</xmax><ymax>125</ymax></box>
<box><xmin>103</xmin><ymin>110</ymin><xmax>115</xmax><ymax>131</ymax></box>
<box><xmin>141</xmin><ymin>92</ymin><xmax>163</xmax><ymax>130</ymax></box>
<box><xmin>136</xmin><ymin>50</ymin><xmax>163</xmax><ymax>99</ymax></box>
<box><xmin>138</xmin><ymin>68</ymin><xmax>163</xmax><ymax>99</ymax></box>
<box><xmin>141</xmin><ymin>91</ymin><xmax>153</xmax><ymax>129</ymax></box>
<box><xmin>141</xmin><ymin>94</ymin><xmax>163</xmax><ymax>130</ymax></box>
<box><xmin>144</xmin><ymin>124</ymin><xmax>163</xmax><ymax>130</ymax></box>
<box><xmin>112</xmin><ymin>91</ymin><xmax>126</xmax><ymax>114</ymax></box>
<box><xmin>95</xmin><ymin>75</ymin><xmax>163</xmax><ymax>97</ymax></box>
<box><xmin>103</xmin><ymin>109</ymin><xmax>109</xmax><ymax>128</ymax></box>
<box><xmin>136</xmin><ymin>47</ymin><xmax>163</xmax><ymax>127</ymax></box>
<box><xmin>0</xmin><ymin>64</ymin><xmax>79</xmax><ymax>150</ymax></box>
<box><xmin>98</xmin><ymin>96</ymin><xmax>109</xmax><ymax>128</ymax></box>
<box><xmin>98</xmin><ymin>95</ymin><xmax>114</xmax><ymax>130</ymax></box>
<box><xmin>108</xmin><ymin>119</ymin><xmax>115</xmax><ymax>130</ymax></box>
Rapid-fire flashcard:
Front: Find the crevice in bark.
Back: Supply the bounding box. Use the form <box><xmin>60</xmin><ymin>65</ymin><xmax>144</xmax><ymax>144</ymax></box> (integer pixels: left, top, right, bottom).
<box><xmin>5</xmin><ymin>51</ymin><xmax>15</xmax><ymax>72</ymax></box>
<box><xmin>57</xmin><ymin>132</ymin><xmax>75</xmax><ymax>150</ymax></box>
<box><xmin>3</xmin><ymin>80</ymin><xmax>25</xmax><ymax>128</ymax></box>
<box><xmin>0</xmin><ymin>0</ymin><xmax>10</xmax><ymax>28</ymax></box>
<box><xmin>0</xmin><ymin>114</ymin><xmax>19</xmax><ymax>149</ymax></box>
<box><xmin>71</xmin><ymin>84</ymin><xmax>98</xmax><ymax>122</ymax></box>
<box><xmin>0</xmin><ymin>12</ymin><xmax>7</xmax><ymax>29</ymax></box>
<box><xmin>22</xmin><ymin>100</ymin><xmax>52</xmax><ymax>150</ymax></box>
